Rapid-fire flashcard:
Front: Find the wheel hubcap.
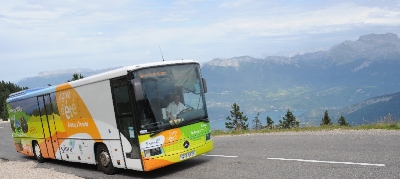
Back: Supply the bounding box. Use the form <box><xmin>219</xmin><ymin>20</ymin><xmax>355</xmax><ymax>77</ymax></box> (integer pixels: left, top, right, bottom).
<box><xmin>34</xmin><ymin>143</ymin><xmax>41</xmax><ymax>158</ymax></box>
<box><xmin>100</xmin><ymin>151</ymin><xmax>110</xmax><ymax>167</ymax></box>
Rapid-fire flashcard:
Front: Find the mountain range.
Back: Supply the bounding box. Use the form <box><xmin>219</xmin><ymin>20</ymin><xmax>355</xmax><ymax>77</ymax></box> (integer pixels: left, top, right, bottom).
<box><xmin>201</xmin><ymin>33</ymin><xmax>400</xmax><ymax>126</ymax></box>
<box><xmin>17</xmin><ymin>67</ymin><xmax>121</xmax><ymax>88</ymax></box>
<box><xmin>16</xmin><ymin>32</ymin><xmax>400</xmax><ymax>128</ymax></box>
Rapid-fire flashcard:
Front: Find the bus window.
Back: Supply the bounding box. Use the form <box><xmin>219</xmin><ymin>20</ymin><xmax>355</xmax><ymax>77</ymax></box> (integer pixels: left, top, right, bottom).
<box><xmin>132</xmin><ymin>63</ymin><xmax>208</xmax><ymax>133</ymax></box>
<box><xmin>113</xmin><ymin>86</ymin><xmax>132</xmax><ymax>115</ymax></box>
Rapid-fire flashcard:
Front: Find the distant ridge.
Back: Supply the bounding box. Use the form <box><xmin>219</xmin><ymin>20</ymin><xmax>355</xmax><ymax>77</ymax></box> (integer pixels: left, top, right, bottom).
<box><xmin>17</xmin><ymin>67</ymin><xmax>121</xmax><ymax>88</ymax></box>
<box><xmin>203</xmin><ymin>33</ymin><xmax>400</xmax><ymax>68</ymax></box>
<box><xmin>37</xmin><ymin>68</ymin><xmax>93</xmax><ymax>77</ymax></box>
<box><xmin>335</xmin><ymin>91</ymin><xmax>400</xmax><ymax>125</ymax></box>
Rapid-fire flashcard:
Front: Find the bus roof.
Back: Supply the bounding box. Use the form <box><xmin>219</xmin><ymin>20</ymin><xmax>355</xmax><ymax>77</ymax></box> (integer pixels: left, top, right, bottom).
<box><xmin>8</xmin><ymin>87</ymin><xmax>48</xmax><ymax>99</ymax></box>
<box><xmin>6</xmin><ymin>60</ymin><xmax>199</xmax><ymax>103</ymax></box>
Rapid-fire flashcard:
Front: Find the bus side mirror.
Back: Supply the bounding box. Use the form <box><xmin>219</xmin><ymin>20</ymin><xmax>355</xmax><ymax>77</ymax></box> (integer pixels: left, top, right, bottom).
<box><xmin>202</xmin><ymin>78</ymin><xmax>207</xmax><ymax>93</ymax></box>
<box><xmin>131</xmin><ymin>78</ymin><xmax>144</xmax><ymax>101</ymax></box>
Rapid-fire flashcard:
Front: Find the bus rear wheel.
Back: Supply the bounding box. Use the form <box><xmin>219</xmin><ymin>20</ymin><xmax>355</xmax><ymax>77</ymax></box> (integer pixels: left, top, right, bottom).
<box><xmin>96</xmin><ymin>144</ymin><xmax>115</xmax><ymax>175</ymax></box>
<box><xmin>33</xmin><ymin>141</ymin><xmax>44</xmax><ymax>163</ymax></box>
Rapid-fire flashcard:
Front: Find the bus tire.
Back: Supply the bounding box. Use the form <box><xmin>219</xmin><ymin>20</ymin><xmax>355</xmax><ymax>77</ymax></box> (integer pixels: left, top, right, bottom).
<box><xmin>33</xmin><ymin>141</ymin><xmax>44</xmax><ymax>163</ymax></box>
<box><xmin>96</xmin><ymin>144</ymin><xmax>115</xmax><ymax>175</ymax></box>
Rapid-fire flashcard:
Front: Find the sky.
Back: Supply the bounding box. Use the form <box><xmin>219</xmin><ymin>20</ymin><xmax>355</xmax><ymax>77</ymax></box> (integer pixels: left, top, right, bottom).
<box><xmin>1</xmin><ymin>0</ymin><xmax>400</xmax><ymax>82</ymax></box>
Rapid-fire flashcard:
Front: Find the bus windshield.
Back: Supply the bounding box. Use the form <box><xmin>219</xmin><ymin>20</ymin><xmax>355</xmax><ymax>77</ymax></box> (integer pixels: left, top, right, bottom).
<box><xmin>133</xmin><ymin>63</ymin><xmax>207</xmax><ymax>133</ymax></box>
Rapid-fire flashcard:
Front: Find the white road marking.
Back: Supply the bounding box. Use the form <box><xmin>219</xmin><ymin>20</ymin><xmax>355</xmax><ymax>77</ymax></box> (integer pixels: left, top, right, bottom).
<box><xmin>202</xmin><ymin>154</ymin><xmax>238</xmax><ymax>158</ymax></box>
<box><xmin>268</xmin><ymin>158</ymin><xmax>385</xmax><ymax>167</ymax></box>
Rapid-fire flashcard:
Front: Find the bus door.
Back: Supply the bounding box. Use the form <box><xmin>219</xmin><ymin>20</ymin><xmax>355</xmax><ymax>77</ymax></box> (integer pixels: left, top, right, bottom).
<box><xmin>111</xmin><ymin>77</ymin><xmax>141</xmax><ymax>160</ymax></box>
<box><xmin>37</xmin><ymin>94</ymin><xmax>58</xmax><ymax>159</ymax></box>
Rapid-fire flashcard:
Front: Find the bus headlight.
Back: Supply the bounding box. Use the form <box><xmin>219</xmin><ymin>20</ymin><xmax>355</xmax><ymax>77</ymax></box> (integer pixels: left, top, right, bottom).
<box><xmin>144</xmin><ymin>147</ymin><xmax>163</xmax><ymax>158</ymax></box>
<box><xmin>206</xmin><ymin>133</ymin><xmax>211</xmax><ymax>141</ymax></box>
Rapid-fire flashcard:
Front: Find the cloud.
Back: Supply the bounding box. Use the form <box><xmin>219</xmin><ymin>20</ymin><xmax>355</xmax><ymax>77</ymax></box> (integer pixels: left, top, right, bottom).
<box><xmin>161</xmin><ymin>16</ymin><xmax>190</xmax><ymax>22</ymax></box>
<box><xmin>111</xmin><ymin>2</ymin><xmax>400</xmax><ymax>48</ymax></box>
<box><xmin>220</xmin><ymin>0</ymin><xmax>253</xmax><ymax>8</ymax></box>
<box><xmin>4</xmin><ymin>1</ymin><xmax>399</xmax><ymax>46</ymax></box>
<box><xmin>2</xmin><ymin>0</ymin><xmax>400</xmax><ymax>82</ymax></box>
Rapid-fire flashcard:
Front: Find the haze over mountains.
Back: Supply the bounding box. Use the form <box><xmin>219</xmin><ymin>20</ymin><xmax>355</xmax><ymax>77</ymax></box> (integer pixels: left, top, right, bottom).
<box><xmin>16</xmin><ymin>33</ymin><xmax>400</xmax><ymax>128</ymax></box>
<box><xmin>202</xmin><ymin>32</ymin><xmax>400</xmax><ymax>126</ymax></box>
<box><xmin>17</xmin><ymin>67</ymin><xmax>121</xmax><ymax>88</ymax></box>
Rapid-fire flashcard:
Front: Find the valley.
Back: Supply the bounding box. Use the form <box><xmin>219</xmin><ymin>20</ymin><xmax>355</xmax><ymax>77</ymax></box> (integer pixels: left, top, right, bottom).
<box><xmin>15</xmin><ymin>33</ymin><xmax>400</xmax><ymax>129</ymax></box>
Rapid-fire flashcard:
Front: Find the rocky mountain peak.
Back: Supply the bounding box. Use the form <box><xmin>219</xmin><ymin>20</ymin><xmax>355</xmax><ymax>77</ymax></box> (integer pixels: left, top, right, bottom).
<box><xmin>206</xmin><ymin>33</ymin><xmax>400</xmax><ymax>67</ymax></box>
<box><xmin>358</xmin><ymin>33</ymin><xmax>399</xmax><ymax>44</ymax></box>
<box><xmin>204</xmin><ymin>56</ymin><xmax>257</xmax><ymax>69</ymax></box>
<box><xmin>264</xmin><ymin>56</ymin><xmax>298</xmax><ymax>65</ymax></box>
<box><xmin>327</xmin><ymin>32</ymin><xmax>400</xmax><ymax>62</ymax></box>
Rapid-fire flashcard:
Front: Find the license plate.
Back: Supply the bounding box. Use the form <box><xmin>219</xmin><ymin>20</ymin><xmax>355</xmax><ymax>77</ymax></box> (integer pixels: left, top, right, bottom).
<box><xmin>180</xmin><ymin>150</ymin><xmax>196</xmax><ymax>160</ymax></box>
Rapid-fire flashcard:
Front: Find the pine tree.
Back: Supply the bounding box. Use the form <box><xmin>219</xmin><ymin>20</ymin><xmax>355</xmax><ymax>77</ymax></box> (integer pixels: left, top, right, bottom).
<box><xmin>0</xmin><ymin>91</ymin><xmax>8</xmax><ymax>120</ymax></box>
<box><xmin>338</xmin><ymin>115</ymin><xmax>349</xmax><ymax>126</ymax></box>
<box><xmin>266</xmin><ymin>116</ymin><xmax>274</xmax><ymax>129</ymax></box>
<box><xmin>68</xmin><ymin>73</ymin><xmax>84</xmax><ymax>82</ymax></box>
<box><xmin>279</xmin><ymin>109</ymin><xmax>299</xmax><ymax>129</ymax></box>
<box><xmin>252</xmin><ymin>112</ymin><xmax>262</xmax><ymax>130</ymax></box>
<box><xmin>320</xmin><ymin>110</ymin><xmax>332</xmax><ymax>126</ymax></box>
<box><xmin>225</xmin><ymin>103</ymin><xmax>249</xmax><ymax>131</ymax></box>
<box><xmin>0</xmin><ymin>81</ymin><xmax>27</xmax><ymax>120</ymax></box>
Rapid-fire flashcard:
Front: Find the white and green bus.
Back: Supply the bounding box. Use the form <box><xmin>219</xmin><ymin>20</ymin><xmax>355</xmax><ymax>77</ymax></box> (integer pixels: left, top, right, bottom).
<box><xmin>6</xmin><ymin>60</ymin><xmax>213</xmax><ymax>174</ymax></box>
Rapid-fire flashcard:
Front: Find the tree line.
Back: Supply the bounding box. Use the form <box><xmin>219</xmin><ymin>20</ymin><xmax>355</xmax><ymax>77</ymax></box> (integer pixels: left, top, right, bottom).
<box><xmin>225</xmin><ymin>102</ymin><xmax>349</xmax><ymax>131</ymax></box>
<box><xmin>320</xmin><ymin>110</ymin><xmax>349</xmax><ymax>126</ymax></box>
<box><xmin>0</xmin><ymin>81</ymin><xmax>28</xmax><ymax>120</ymax></box>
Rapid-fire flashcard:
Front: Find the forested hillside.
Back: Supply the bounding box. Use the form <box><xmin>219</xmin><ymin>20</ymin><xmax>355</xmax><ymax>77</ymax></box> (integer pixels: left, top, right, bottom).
<box><xmin>0</xmin><ymin>81</ymin><xmax>27</xmax><ymax>120</ymax></box>
<box><xmin>334</xmin><ymin>91</ymin><xmax>400</xmax><ymax>125</ymax></box>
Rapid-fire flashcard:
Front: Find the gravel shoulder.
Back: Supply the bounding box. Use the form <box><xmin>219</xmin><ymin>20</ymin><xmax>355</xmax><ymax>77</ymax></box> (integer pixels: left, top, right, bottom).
<box><xmin>0</xmin><ymin>159</ymin><xmax>84</xmax><ymax>179</ymax></box>
<box><xmin>0</xmin><ymin>121</ymin><xmax>84</xmax><ymax>179</ymax></box>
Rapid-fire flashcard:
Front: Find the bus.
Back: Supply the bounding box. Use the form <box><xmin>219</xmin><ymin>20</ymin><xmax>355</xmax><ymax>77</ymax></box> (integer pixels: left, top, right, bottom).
<box><xmin>6</xmin><ymin>60</ymin><xmax>213</xmax><ymax>174</ymax></box>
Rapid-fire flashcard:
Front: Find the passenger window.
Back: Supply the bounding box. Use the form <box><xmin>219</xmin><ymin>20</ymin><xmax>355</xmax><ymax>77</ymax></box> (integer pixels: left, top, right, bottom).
<box><xmin>113</xmin><ymin>82</ymin><xmax>132</xmax><ymax>115</ymax></box>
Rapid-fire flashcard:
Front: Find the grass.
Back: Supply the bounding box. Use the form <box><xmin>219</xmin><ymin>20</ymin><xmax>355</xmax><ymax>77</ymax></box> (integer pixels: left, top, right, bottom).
<box><xmin>211</xmin><ymin>120</ymin><xmax>400</xmax><ymax>136</ymax></box>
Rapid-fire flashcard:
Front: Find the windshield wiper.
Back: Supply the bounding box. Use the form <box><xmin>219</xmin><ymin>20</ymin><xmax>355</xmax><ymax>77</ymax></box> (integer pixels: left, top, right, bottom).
<box><xmin>198</xmin><ymin>118</ymin><xmax>209</xmax><ymax>123</ymax></box>
<box><xmin>141</xmin><ymin>121</ymin><xmax>164</xmax><ymax>128</ymax></box>
<box><xmin>182</xmin><ymin>86</ymin><xmax>199</xmax><ymax>94</ymax></box>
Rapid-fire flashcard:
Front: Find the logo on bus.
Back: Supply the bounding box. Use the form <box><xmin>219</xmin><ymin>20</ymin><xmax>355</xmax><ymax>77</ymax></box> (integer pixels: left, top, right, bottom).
<box><xmin>68</xmin><ymin>121</ymin><xmax>89</xmax><ymax>128</ymax></box>
<box><xmin>60</xmin><ymin>139</ymin><xmax>75</xmax><ymax>153</ymax></box>
<box><xmin>145</xmin><ymin>138</ymin><xmax>161</xmax><ymax>146</ymax></box>
<box><xmin>58</xmin><ymin>91</ymin><xmax>78</xmax><ymax>119</ymax></box>
<box><xmin>168</xmin><ymin>130</ymin><xmax>178</xmax><ymax>142</ymax></box>
<box><xmin>140</xmin><ymin>136</ymin><xmax>165</xmax><ymax>149</ymax></box>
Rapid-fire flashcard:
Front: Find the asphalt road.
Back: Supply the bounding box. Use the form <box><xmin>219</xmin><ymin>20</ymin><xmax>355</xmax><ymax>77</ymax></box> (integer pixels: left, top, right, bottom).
<box><xmin>1</xmin><ymin>121</ymin><xmax>399</xmax><ymax>178</ymax></box>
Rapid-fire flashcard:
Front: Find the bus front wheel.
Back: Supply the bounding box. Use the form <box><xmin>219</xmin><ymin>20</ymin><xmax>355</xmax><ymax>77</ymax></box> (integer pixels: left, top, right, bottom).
<box><xmin>33</xmin><ymin>141</ymin><xmax>44</xmax><ymax>163</ymax></box>
<box><xmin>96</xmin><ymin>144</ymin><xmax>115</xmax><ymax>175</ymax></box>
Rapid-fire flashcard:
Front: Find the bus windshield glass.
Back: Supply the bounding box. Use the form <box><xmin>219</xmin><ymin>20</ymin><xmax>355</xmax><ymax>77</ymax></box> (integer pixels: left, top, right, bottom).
<box><xmin>133</xmin><ymin>63</ymin><xmax>207</xmax><ymax>132</ymax></box>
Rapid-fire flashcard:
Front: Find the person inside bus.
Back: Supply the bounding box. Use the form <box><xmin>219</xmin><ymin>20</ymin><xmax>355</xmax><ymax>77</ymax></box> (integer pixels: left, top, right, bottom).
<box><xmin>161</xmin><ymin>94</ymin><xmax>173</xmax><ymax>108</ymax></box>
<box><xmin>165</xmin><ymin>94</ymin><xmax>185</xmax><ymax>120</ymax></box>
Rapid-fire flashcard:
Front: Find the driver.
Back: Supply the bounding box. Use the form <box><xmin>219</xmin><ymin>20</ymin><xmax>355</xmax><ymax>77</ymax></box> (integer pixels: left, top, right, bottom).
<box><xmin>166</xmin><ymin>94</ymin><xmax>185</xmax><ymax>120</ymax></box>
